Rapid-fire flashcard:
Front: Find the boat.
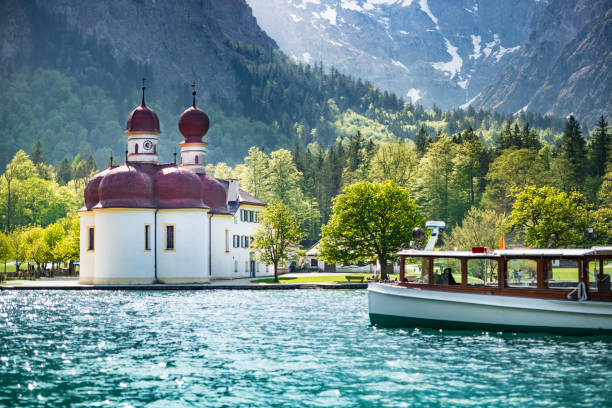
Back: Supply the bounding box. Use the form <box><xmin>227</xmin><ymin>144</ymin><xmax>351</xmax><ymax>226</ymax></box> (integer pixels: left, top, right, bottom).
<box><xmin>368</xmin><ymin>247</ymin><xmax>612</xmax><ymax>335</ymax></box>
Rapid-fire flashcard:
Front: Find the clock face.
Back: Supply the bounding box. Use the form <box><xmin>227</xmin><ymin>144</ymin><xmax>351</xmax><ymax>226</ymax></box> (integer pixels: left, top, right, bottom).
<box><xmin>142</xmin><ymin>140</ymin><xmax>153</xmax><ymax>151</ymax></box>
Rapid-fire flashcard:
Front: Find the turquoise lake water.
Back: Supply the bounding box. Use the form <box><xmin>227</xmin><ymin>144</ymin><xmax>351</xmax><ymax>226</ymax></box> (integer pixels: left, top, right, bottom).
<box><xmin>0</xmin><ymin>290</ymin><xmax>611</xmax><ymax>407</ymax></box>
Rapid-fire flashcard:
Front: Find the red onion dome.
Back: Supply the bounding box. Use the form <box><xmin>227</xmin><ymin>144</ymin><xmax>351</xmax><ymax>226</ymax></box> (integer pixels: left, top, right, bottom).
<box><xmin>178</xmin><ymin>91</ymin><xmax>209</xmax><ymax>143</ymax></box>
<box><xmin>153</xmin><ymin>167</ymin><xmax>206</xmax><ymax>209</ymax></box>
<box><xmin>125</xmin><ymin>87</ymin><xmax>160</xmax><ymax>134</ymax></box>
<box><xmin>198</xmin><ymin>174</ymin><xmax>228</xmax><ymax>212</ymax></box>
<box><xmin>84</xmin><ymin>168</ymin><xmax>110</xmax><ymax>210</ymax></box>
<box><xmin>98</xmin><ymin>164</ymin><xmax>154</xmax><ymax>208</ymax></box>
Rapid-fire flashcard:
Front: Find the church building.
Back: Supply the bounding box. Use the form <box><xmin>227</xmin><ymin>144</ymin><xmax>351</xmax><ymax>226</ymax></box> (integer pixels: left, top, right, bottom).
<box><xmin>78</xmin><ymin>85</ymin><xmax>268</xmax><ymax>284</ymax></box>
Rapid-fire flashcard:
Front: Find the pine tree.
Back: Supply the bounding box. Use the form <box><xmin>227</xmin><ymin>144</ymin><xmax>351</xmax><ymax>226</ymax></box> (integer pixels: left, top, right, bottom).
<box><xmin>559</xmin><ymin>115</ymin><xmax>587</xmax><ymax>189</ymax></box>
<box><xmin>496</xmin><ymin>122</ymin><xmax>513</xmax><ymax>151</ymax></box>
<box><xmin>415</xmin><ymin>126</ymin><xmax>430</xmax><ymax>156</ymax></box>
<box><xmin>521</xmin><ymin>123</ymin><xmax>542</xmax><ymax>150</ymax></box>
<box><xmin>85</xmin><ymin>155</ymin><xmax>97</xmax><ymax>175</ymax></box>
<box><xmin>30</xmin><ymin>141</ymin><xmax>47</xmax><ymax>165</ymax></box>
<box><xmin>56</xmin><ymin>158</ymin><xmax>71</xmax><ymax>185</ymax></box>
<box><xmin>588</xmin><ymin>116</ymin><xmax>610</xmax><ymax>177</ymax></box>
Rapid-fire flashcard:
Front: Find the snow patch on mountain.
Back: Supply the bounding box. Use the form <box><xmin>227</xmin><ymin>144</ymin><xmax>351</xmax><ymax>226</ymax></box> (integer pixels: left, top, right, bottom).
<box><xmin>406</xmin><ymin>88</ymin><xmax>422</xmax><ymax>103</ymax></box>
<box><xmin>319</xmin><ymin>6</ymin><xmax>337</xmax><ymax>25</ymax></box>
<box><xmin>482</xmin><ymin>35</ymin><xmax>499</xmax><ymax>57</ymax></box>
<box><xmin>469</xmin><ymin>35</ymin><xmax>481</xmax><ymax>59</ymax></box>
<box><xmin>457</xmin><ymin>79</ymin><xmax>468</xmax><ymax>89</ymax></box>
<box><xmin>431</xmin><ymin>38</ymin><xmax>462</xmax><ymax>79</ymax></box>
<box><xmin>419</xmin><ymin>0</ymin><xmax>439</xmax><ymax>28</ymax></box>
<box><xmin>340</xmin><ymin>1</ymin><xmax>363</xmax><ymax>12</ymax></box>
<box><xmin>460</xmin><ymin>93</ymin><xmax>481</xmax><ymax>109</ymax></box>
<box><xmin>362</xmin><ymin>0</ymin><xmax>414</xmax><ymax>11</ymax></box>
<box><xmin>290</xmin><ymin>13</ymin><xmax>302</xmax><ymax>22</ymax></box>
<box><xmin>494</xmin><ymin>44</ymin><xmax>520</xmax><ymax>62</ymax></box>
<box><xmin>392</xmin><ymin>60</ymin><xmax>409</xmax><ymax>71</ymax></box>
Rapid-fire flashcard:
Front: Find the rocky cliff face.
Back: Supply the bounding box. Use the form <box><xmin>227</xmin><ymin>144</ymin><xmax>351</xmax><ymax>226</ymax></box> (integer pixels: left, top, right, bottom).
<box><xmin>247</xmin><ymin>0</ymin><xmax>546</xmax><ymax>110</ymax></box>
<box><xmin>473</xmin><ymin>0</ymin><xmax>611</xmax><ymax>127</ymax></box>
<box><xmin>1</xmin><ymin>0</ymin><xmax>277</xmax><ymax>101</ymax></box>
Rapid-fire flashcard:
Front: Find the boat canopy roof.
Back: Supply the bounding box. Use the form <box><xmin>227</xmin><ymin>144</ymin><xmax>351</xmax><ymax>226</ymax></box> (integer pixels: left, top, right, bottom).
<box><xmin>398</xmin><ymin>247</ymin><xmax>612</xmax><ymax>259</ymax></box>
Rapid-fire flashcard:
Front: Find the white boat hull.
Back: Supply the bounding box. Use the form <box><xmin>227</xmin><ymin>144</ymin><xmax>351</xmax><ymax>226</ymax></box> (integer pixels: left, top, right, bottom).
<box><xmin>368</xmin><ymin>283</ymin><xmax>612</xmax><ymax>335</ymax></box>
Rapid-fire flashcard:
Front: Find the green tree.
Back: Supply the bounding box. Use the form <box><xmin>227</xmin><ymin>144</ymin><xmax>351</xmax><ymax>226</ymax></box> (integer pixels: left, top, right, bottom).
<box><xmin>415</xmin><ymin>135</ymin><xmax>458</xmax><ymax>225</ymax></box>
<box><xmin>71</xmin><ymin>154</ymin><xmax>88</xmax><ymax>193</ymax></box>
<box><xmin>521</xmin><ymin>123</ymin><xmax>541</xmax><ymax>150</ymax></box>
<box><xmin>320</xmin><ymin>181</ymin><xmax>424</xmax><ymax>280</ymax></box>
<box><xmin>0</xmin><ymin>232</ymin><xmax>14</xmax><ymax>274</ymax></box>
<box><xmin>43</xmin><ymin>223</ymin><xmax>66</xmax><ymax>271</ymax></box>
<box><xmin>588</xmin><ymin>116</ymin><xmax>609</xmax><ymax>178</ymax></box>
<box><xmin>368</xmin><ymin>140</ymin><xmax>418</xmax><ymax>190</ymax></box>
<box><xmin>23</xmin><ymin>227</ymin><xmax>51</xmax><ymax>270</ymax></box>
<box><xmin>31</xmin><ymin>141</ymin><xmax>47</xmax><ymax>165</ymax></box>
<box><xmin>481</xmin><ymin>148</ymin><xmax>549</xmax><ymax>214</ymax></box>
<box><xmin>267</xmin><ymin>149</ymin><xmax>304</xmax><ymax>211</ymax></box>
<box><xmin>9</xmin><ymin>228</ymin><xmax>27</xmax><ymax>272</ymax></box>
<box><xmin>85</xmin><ymin>154</ymin><xmax>98</xmax><ymax>175</ymax></box>
<box><xmin>453</xmin><ymin>127</ymin><xmax>487</xmax><ymax>212</ymax></box>
<box><xmin>592</xmin><ymin>166</ymin><xmax>612</xmax><ymax>244</ymax></box>
<box><xmin>506</xmin><ymin>185</ymin><xmax>589</xmax><ymax>248</ymax></box>
<box><xmin>1</xmin><ymin>151</ymin><xmax>40</xmax><ymax>231</ymax></box>
<box><xmin>559</xmin><ymin>115</ymin><xmax>587</xmax><ymax>189</ymax></box>
<box><xmin>242</xmin><ymin>146</ymin><xmax>270</xmax><ymax>200</ymax></box>
<box><xmin>56</xmin><ymin>158</ymin><xmax>72</xmax><ymax>185</ymax></box>
<box><xmin>415</xmin><ymin>126</ymin><xmax>430</xmax><ymax>156</ymax></box>
<box><xmin>251</xmin><ymin>199</ymin><xmax>303</xmax><ymax>282</ymax></box>
<box><xmin>445</xmin><ymin>207</ymin><xmax>505</xmax><ymax>251</ymax></box>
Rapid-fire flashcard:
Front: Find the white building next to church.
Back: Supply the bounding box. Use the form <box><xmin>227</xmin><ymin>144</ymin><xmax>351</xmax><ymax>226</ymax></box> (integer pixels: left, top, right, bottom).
<box><xmin>78</xmin><ymin>85</ymin><xmax>269</xmax><ymax>284</ymax></box>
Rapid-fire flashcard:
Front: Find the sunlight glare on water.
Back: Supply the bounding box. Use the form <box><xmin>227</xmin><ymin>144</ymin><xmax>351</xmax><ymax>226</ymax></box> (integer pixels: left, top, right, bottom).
<box><xmin>0</xmin><ymin>290</ymin><xmax>611</xmax><ymax>407</ymax></box>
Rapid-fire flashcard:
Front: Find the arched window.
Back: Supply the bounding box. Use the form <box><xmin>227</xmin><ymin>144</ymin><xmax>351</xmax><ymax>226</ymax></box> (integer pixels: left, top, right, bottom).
<box><xmin>135</xmin><ymin>144</ymin><xmax>139</xmax><ymax>154</ymax></box>
<box><xmin>195</xmin><ymin>155</ymin><xmax>199</xmax><ymax>164</ymax></box>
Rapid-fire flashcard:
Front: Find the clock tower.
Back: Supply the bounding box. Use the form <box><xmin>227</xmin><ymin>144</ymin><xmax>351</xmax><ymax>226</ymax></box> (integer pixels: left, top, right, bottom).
<box><xmin>125</xmin><ymin>80</ymin><xmax>161</xmax><ymax>164</ymax></box>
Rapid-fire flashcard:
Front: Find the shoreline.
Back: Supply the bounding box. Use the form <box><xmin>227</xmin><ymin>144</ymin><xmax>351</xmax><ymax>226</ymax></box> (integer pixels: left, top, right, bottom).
<box><xmin>0</xmin><ymin>274</ymin><xmax>368</xmax><ymax>290</ymax></box>
<box><xmin>0</xmin><ymin>283</ymin><xmax>367</xmax><ymax>291</ymax></box>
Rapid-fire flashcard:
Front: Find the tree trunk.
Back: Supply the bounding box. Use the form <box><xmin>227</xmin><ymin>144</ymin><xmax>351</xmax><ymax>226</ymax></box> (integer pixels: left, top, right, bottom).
<box><xmin>273</xmin><ymin>261</ymin><xmax>279</xmax><ymax>283</ymax></box>
<box><xmin>380</xmin><ymin>258</ymin><xmax>389</xmax><ymax>281</ymax></box>
<box><xmin>6</xmin><ymin>179</ymin><xmax>10</xmax><ymax>232</ymax></box>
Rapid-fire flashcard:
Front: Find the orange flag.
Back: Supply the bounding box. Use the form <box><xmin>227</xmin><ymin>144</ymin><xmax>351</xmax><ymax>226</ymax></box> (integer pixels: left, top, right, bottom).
<box><xmin>499</xmin><ymin>234</ymin><xmax>506</xmax><ymax>250</ymax></box>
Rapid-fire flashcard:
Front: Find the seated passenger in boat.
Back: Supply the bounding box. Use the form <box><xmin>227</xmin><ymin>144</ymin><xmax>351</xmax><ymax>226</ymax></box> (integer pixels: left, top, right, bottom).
<box><xmin>442</xmin><ymin>267</ymin><xmax>458</xmax><ymax>285</ymax></box>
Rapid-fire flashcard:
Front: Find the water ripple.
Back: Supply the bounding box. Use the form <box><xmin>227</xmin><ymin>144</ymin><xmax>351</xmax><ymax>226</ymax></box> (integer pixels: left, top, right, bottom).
<box><xmin>0</xmin><ymin>290</ymin><xmax>611</xmax><ymax>407</ymax></box>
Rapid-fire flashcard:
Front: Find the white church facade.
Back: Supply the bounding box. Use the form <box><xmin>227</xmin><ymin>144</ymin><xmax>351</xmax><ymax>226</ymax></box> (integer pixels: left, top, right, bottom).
<box><xmin>78</xmin><ymin>85</ymin><xmax>269</xmax><ymax>284</ymax></box>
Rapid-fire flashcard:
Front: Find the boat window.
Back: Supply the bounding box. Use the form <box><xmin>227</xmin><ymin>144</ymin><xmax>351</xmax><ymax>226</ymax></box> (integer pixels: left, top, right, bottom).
<box><xmin>587</xmin><ymin>259</ymin><xmax>612</xmax><ymax>292</ymax></box>
<box><xmin>431</xmin><ymin>258</ymin><xmax>460</xmax><ymax>285</ymax></box>
<box><xmin>506</xmin><ymin>259</ymin><xmax>537</xmax><ymax>288</ymax></box>
<box><xmin>547</xmin><ymin>258</ymin><xmax>579</xmax><ymax>290</ymax></box>
<box><xmin>466</xmin><ymin>259</ymin><xmax>497</xmax><ymax>287</ymax></box>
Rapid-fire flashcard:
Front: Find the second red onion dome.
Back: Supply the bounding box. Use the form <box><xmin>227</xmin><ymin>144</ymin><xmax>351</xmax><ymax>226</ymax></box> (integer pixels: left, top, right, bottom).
<box><xmin>178</xmin><ymin>94</ymin><xmax>209</xmax><ymax>143</ymax></box>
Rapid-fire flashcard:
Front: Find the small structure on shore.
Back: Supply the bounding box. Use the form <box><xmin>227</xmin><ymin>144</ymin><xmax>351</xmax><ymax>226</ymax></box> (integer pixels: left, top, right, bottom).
<box><xmin>78</xmin><ymin>84</ymin><xmax>269</xmax><ymax>284</ymax></box>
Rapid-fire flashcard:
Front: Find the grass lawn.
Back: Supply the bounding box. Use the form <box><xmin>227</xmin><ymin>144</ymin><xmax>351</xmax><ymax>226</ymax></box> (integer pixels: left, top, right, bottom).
<box><xmin>251</xmin><ymin>273</ymin><xmax>402</xmax><ymax>284</ymax></box>
<box><xmin>251</xmin><ymin>272</ymin><xmax>486</xmax><ymax>284</ymax></box>
<box><xmin>0</xmin><ymin>264</ymin><xmax>28</xmax><ymax>273</ymax></box>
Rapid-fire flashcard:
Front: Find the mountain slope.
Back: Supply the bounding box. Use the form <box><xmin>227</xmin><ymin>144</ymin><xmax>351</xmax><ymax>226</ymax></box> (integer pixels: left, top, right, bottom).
<box><xmin>473</xmin><ymin>0</ymin><xmax>612</xmax><ymax>126</ymax></box>
<box><xmin>247</xmin><ymin>0</ymin><xmax>546</xmax><ymax>110</ymax></box>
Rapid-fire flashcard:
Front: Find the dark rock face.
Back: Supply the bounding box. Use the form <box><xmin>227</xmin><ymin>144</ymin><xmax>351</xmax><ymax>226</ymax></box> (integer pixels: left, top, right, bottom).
<box><xmin>1</xmin><ymin>0</ymin><xmax>277</xmax><ymax>101</ymax></box>
<box><xmin>247</xmin><ymin>0</ymin><xmax>546</xmax><ymax>110</ymax></box>
<box><xmin>473</xmin><ymin>0</ymin><xmax>612</xmax><ymax>126</ymax></box>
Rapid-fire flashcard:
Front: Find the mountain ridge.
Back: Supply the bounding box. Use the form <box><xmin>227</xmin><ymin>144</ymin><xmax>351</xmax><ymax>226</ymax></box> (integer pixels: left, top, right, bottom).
<box><xmin>473</xmin><ymin>0</ymin><xmax>612</xmax><ymax>126</ymax></box>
